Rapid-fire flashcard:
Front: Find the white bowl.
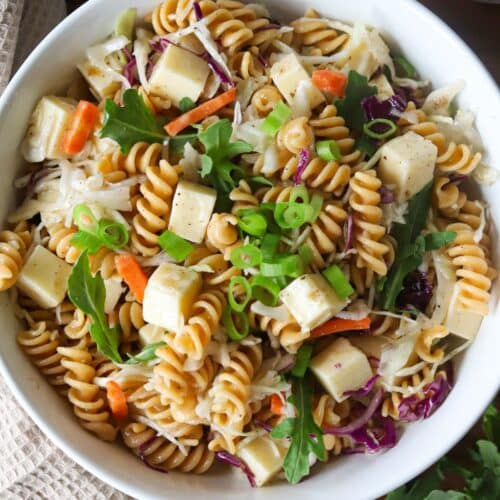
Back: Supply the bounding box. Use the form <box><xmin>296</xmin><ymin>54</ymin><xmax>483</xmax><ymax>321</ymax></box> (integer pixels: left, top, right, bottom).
<box><xmin>0</xmin><ymin>0</ymin><xmax>498</xmax><ymax>498</ymax></box>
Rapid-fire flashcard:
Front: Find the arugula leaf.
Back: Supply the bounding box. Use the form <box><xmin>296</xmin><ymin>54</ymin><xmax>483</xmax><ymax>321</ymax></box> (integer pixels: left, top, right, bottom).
<box><xmin>198</xmin><ymin>119</ymin><xmax>253</xmax><ymax>210</ymax></box>
<box><xmin>355</xmin><ymin>134</ymin><xmax>378</xmax><ymax>157</ymax></box>
<box><xmin>291</xmin><ymin>343</ymin><xmax>312</xmax><ymax>378</ymax></box>
<box><xmin>126</xmin><ymin>342</ymin><xmax>166</xmax><ymax>364</ymax></box>
<box><xmin>100</xmin><ymin>89</ymin><xmax>166</xmax><ymax>153</ymax></box>
<box><xmin>335</xmin><ymin>70</ymin><xmax>377</xmax><ymax>132</ymax></box>
<box><xmin>424</xmin><ymin>492</ymin><xmax>468</xmax><ymax>500</ymax></box>
<box><xmin>67</xmin><ymin>252</ymin><xmax>123</xmax><ymax>363</ymax></box>
<box><xmin>483</xmin><ymin>404</ymin><xmax>500</xmax><ymax>443</ymax></box>
<box><xmin>179</xmin><ymin>97</ymin><xmax>195</xmax><ymax>113</ymax></box>
<box><xmin>387</xmin><ymin>468</ymin><xmax>442</xmax><ymax>500</ymax></box>
<box><xmin>70</xmin><ymin>231</ymin><xmax>103</xmax><ymax>254</ymax></box>
<box><xmin>168</xmin><ymin>132</ymin><xmax>198</xmax><ymax>154</ymax></box>
<box><xmin>424</xmin><ymin>231</ymin><xmax>458</xmax><ymax>251</ymax></box>
<box><xmin>270</xmin><ymin>377</ymin><xmax>326</xmax><ymax>484</ymax></box>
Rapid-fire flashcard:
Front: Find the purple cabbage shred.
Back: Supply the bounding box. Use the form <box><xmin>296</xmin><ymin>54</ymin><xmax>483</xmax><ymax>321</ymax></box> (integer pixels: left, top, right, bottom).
<box><xmin>396</xmin><ymin>270</ymin><xmax>433</xmax><ymax>313</ymax></box>
<box><xmin>349</xmin><ymin>415</ymin><xmax>397</xmax><ymax>453</ymax></box>
<box><xmin>193</xmin><ymin>1</ymin><xmax>203</xmax><ymax>20</ymax></box>
<box><xmin>216</xmin><ymin>451</ymin><xmax>256</xmax><ymax>487</ymax></box>
<box><xmin>293</xmin><ymin>148</ymin><xmax>310</xmax><ymax>185</ymax></box>
<box><xmin>361</xmin><ymin>94</ymin><xmax>407</xmax><ymax>127</ymax></box>
<box><xmin>343</xmin><ymin>374</ymin><xmax>380</xmax><ymax>397</ymax></box>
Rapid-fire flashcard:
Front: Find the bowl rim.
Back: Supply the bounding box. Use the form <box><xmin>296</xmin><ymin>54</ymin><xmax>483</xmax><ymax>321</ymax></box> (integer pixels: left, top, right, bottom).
<box><xmin>0</xmin><ymin>0</ymin><xmax>498</xmax><ymax>498</ymax></box>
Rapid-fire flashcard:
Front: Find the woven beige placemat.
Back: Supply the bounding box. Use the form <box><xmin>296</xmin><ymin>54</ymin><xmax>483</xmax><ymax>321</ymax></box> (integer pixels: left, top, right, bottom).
<box><xmin>0</xmin><ymin>2</ymin><xmax>130</xmax><ymax>498</ymax></box>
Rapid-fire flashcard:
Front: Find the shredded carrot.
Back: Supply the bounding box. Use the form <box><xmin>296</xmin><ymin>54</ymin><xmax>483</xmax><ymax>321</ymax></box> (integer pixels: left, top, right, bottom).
<box><xmin>312</xmin><ymin>70</ymin><xmax>348</xmax><ymax>97</ymax></box>
<box><xmin>62</xmin><ymin>100</ymin><xmax>100</xmax><ymax>155</ymax></box>
<box><xmin>271</xmin><ymin>393</ymin><xmax>284</xmax><ymax>416</ymax></box>
<box><xmin>310</xmin><ymin>317</ymin><xmax>371</xmax><ymax>339</ymax></box>
<box><xmin>115</xmin><ymin>254</ymin><xmax>148</xmax><ymax>303</ymax></box>
<box><xmin>165</xmin><ymin>87</ymin><xmax>237</xmax><ymax>136</ymax></box>
<box><xmin>106</xmin><ymin>380</ymin><xmax>128</xmax><ymax>420</ymax></box>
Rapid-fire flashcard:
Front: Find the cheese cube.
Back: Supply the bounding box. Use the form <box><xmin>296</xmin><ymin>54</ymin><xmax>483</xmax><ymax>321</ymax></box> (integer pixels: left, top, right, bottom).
<box><xmin>270</xmin><ymin>53</ymin><xmax>324</xmax><ymax>107</ymax></box>
<box><xmin>17</xmin><ymin>245</ymin><xmax>71</xmax><ymax>309</ymax></box>
<box><xmin>279</xmin><ymin>274</ymin><xmax>348</xmax><ymax>331</ymax></box>
<box><xmin>21</xmin><ymin>96</ymin><xmax>77</xmax><ymax>162</ymax></box>
<box><xmin>445</xmin><ymin>282</ymin><xmax>483</xmax><ymax>340</ymax></box>
<box><xmin>237</xmin><ymin>437</ymin><xmax>286</xmax><ymax>487</ymax></box>
<box><xmin>310</xmin><ymin>337</ymin><xmax>373</xmax><ymax>402</ymax></box>
<box><xmin>138</xmin><ymin>324</ymin><xmax>166</xmax><ymax>347</ymax></box>
<box><xmin>369</xmin><ymin>74</ymin><xmax>394</xmax><ymax>100</ymax></box>
<box><xmin>168</xmin><ymin>180</ymin><xmax>217</xmax><ymax>243</ymax></box>
<box><xmin>148</xmin><ymin>44</ymin><xmax>210</xmax><ymax>106</ymax></box>
<box><xmin>378</xmin><ymin>132</ymin><xmax>437</xmax><ymax>202</ymax></box>
<box><xmin>78</xmin><ymin>59</ymin><xmax>122</xmax><ymax>101</ymax></box>
<box><xmin>143</xmin><ymin>263</ymin><xmax>202</xmax><ymax>333</ymax></box>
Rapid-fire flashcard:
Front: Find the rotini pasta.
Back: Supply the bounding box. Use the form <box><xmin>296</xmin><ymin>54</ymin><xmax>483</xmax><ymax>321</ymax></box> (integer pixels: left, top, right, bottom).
<box><xmin>0</xmin><ymin>222</ymin><xmax>32</xmax><ymax>291</ymax></box>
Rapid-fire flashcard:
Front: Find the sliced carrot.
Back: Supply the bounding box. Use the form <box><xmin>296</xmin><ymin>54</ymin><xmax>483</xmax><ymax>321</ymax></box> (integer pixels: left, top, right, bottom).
<box><xmin>310</xmin><ymin>317</ymin><xmax>371</xmax><ymax>339</ymax></box>
<box><xmin>312</xmin><ymin>70</ymin><xmax>348</xmax><ymax>97</ymax></box>
<box><xmin>106</xmin><ymin>380</ymin><xmax>128</xmax><ymax>420</ymax></box>
<box><xmin>271</xmin><ymin>393</ymin><xmax>284</xmax><ymax>416</ymax></box>
<box><xmin>165</xmin><ymin>87</ymin><xmax>237</xmax><ymax>136</ymax></box>
<box><xmin>115</xmin><ymin>254</ymin><xmax>148</xmax><ymax>303</ymax></box>
<box><xmin>62</xmin><ymin>100</ymin><xmax>100</xmax><ymax>155</ymax></box>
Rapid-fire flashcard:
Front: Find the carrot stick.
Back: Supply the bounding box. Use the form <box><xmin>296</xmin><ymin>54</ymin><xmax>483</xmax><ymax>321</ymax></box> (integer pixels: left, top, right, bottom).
<box><xmin>165</xmin><ymin>87</ymin><xmax>237</xmax><ymax>136</ymax></box>
<box><xmin>62</xmin><ymin>100</ymin><xmax>100</xmax><ymax>155</ymax></box>
<box><xmin>271</xmin><ymin>393</ymin><xmax>284</xmax><ymax>416</ymax></box>
<box><xmin>106</xmin><ymin>380</ymin><xmax>128</xmax><ymax>420</ymax></box>
<box><xmin>115</xmin><ymin>254</ymin><xmax>148</xmax><ymax>303</ymax></box>
<box><xmin>310</xmin><ymin>317</ymin><xmax>371</xmax><ymax>339</ymax></box>
<box><xmin>312</xmin><ymin>70</ymin><xmax>348</xmax><ymax>97</ymax></box>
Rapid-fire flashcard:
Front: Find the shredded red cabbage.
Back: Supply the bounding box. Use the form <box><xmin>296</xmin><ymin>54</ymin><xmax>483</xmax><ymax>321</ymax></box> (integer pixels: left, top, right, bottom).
<box><xmin>216</xmin><ymin>451</ymin><xmax>256</xmax><ymax>487</ymax></box>
<box><xmin>379</xmin><ymin>185</ymin><xmax>395</xmax><ymax>204</ymax></box>
<box><xmin>254</xmin><ymin>419</ymin><xmax>273</xmax><ymax>432</ymax></box>
<box><xmin>343</xmin><ymin>374</ymin><xmax>380</xmax><ymax>397</ymax></box>
<box><xmin>275</xmin><ymin>353</ymin><xmax>296</xmax><ymax>373</ymax></box>
<box><xmin>200</xmin><ymin>51</ymin><xmax>233</xmax><ymax>86</ymax></box>
<box><xmin>124</xmin><ymin>57</ymin><xmax>138</xmax><ymax>86</ymax></box>
<box><xmin>362</xmin><ymin>94</ymin><xmax>407</xmax><ymax>130</ymax></box>
<box><xmin>293</xmin><ymin>148</ymin><xmax>311</xmax><ymax>185</ymax></box>
<box><xmin>121</xmin><ymin>46</ymin><xmax>133</xmax><ymax>62</ymax></box>
<box><xmin>397</xmin><ymin>372</ymin><xmax>452</xmax><ymax>422</ymax></box>
<box><xmin>396</xmin><ymin>270</ymin><xmax>433</xmax><ymax>312</ymax></box>
<box><xmin>350</xmin><ymin>415</ymin><xmax>397</xmax><ymax>453</ymax></box>
<box><xmin>446</xmin><ymin>174</ymin><xmax>468</xmax><ymax>186</ymax></box>
<box><xmin>368</xmin><ymin>356</ymin><xmax>380</xmax><ymax>370</ymax></box>
<box><xmin>324</xmin><ymin>389</ymin><xmax>383</xmax><ymax>435</ymax></box>
<box><xmin>146</xmin><ymin>58</ymin><xmax>155</xmax><ymax>80</ymax></box>
<box><xmin>193</xmin><ymin>1</ymin><xmax>203</xmax><ymax>20</ymax></box>
<box><xmin>344</xmin><ymin>213</ymin><xmax>354</xmax><ymax>252</ymax></box>
<box><xmin>257</xmin><ymin>53</ymin><xmax>269</xmax><ymax>68</ymax></box>
<box><xmin>149</xmin><ymin>37</ymin><xmax>172</xmax><ymax>54</ymax></box>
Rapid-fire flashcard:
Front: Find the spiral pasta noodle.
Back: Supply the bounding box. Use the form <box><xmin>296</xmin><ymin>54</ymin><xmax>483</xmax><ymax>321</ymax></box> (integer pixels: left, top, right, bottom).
<box><xmin>229</xmin><ymin>180</ymin><xmax>259</xmax><ymax>214</ymax></box>
<box><xmin>277</xmin><ymin>117</ymin><xmax>315</xmax><ymax>155</ymax></box>
<box><xmin>228</xmin><ymin>48</ymin><xmax>265</xmax><ymax>80</ymax></box>
<box><xmin>150</xmin><ymin>0</ymin><xmax>217</xmax><ymax>34</ymax></box>
<box><xmin>46</xmin><ymin>223</ymin><xmax>81</xmax><ymax>264</ymax></box>
<box><xmin>109</xmin><ymin>301</ymin><xmax>144</xmax><ymax>355</ymax></box>
<box><xmin>437</xmin><ymin>143</ymin><xmax>482</xmax><ymax>176</ymax></box>
<box><xmin>0</xmin><ymin>222</ymin><xmax>32</xmax><ymax>291</ymax></box>
<box><xmin>432</xmin><ymin>176</ymin><xmax>466</xmax><ymax>218</ymax></box>
<box><xmin>415</xmin><ymin>325</ymin><xmax>449</xmax><ymax>363</ymax></box>
<box><xmin>251</xmin><ymin>85</ymin><xmax>283</xmax><ymax>117</ymax></box>
<box><xmin>206</xmin><ymin>212</ymin><xmax>241</xmax><ymax>259</ymax></box>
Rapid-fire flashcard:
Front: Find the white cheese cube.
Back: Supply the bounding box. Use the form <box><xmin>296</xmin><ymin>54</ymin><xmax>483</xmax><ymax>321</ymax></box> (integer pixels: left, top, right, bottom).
<box><xmin>237</xmin><ymin>437</ymin><xmax>286</xmax><ymax>487</ymax></box>
<box><xmin>78</xmin><ymin>59</ymin><xmax>122</xmax><ymax>101</ymax></box>
<box><xmin>17</xmin><ymin>245</ymin><xmax>71</xmax><ymax>309</ymax></box>
<box><xmin>310</xmin><ymin>337</ymin><xmax>373</xmax><ymax>402</ymax></box>
<box><xmin>168</xmin><ymin>180</ymin><xmax>217</xmax><ymax>244</ymax></box>
<box><xmin>103</xmin><ymin>278</ymin><xmax>124</xmax><ymax>314</ymax></box>
<box><xmin>21</xmin><ymin>96</ymin><xmax>77</xmax><ymax>162</ymax></box>
<box><xmin>143</xmin><ymin>263</ymin><xmax>202</xmax><ymax>333</ymax></box>
<box><xmin>378</xmin><ymin>132</ymin><xmax>437</xmax><ymax>202</ymax></box>
<box><xmin>138</xmin><ymin>324</ymin><xmax>166</xmax><ymax>347</ymax></box>
<box><xmin>270</xmin><ymin>53</ymin><xmax>324</xmax><ymax>107</ymax></box>
<box><xmin>445</xmin><ymin>282</ymin><xmax>483</xmax><ymax>340</ymax></box>
<box><xmin>279</xmin><ymin>274</ymin><xmax>348</xmax><ymax>331</ymax></box>
<box><xmin>148</xmin><ymin>44</ymin><xmax>210</xmax><ymax>106</ymax></box>
<box><xmin>369</xmin><ymin>74</ymin><xmax>394</xmax><ymax>100</ymax></box>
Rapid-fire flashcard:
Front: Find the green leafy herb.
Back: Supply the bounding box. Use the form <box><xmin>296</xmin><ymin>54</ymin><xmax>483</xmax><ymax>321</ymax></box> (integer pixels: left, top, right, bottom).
<box><xmin>70</xmin><ymin>231</ymin><xmax>103</xmax><ymax>254</ymax></box>
<box><xmin>394</xmin><ymin>54</ymin><xmax>417</xmax><ymax>79</ymax></box>
<box><xmin>335</xmin><ymin>70</ymin><xmax>377</xmax><ymax>132</ymax></box>
<box><xmin>158</xmin><ymin>230</ymin><xmax>194</xmax><ymax>261</ymax></box>
<box><xmin>377</xmin><ymin>182</ymin><xmax>456</xmax><ymax>310</ymax></box>
<box><xmin>100</xmin><ymin>89</ymin><xmax>166</xmax><ymax>153</ymax></box>
<box><xmin>483</xmin><ymin>404</ymin><xmax>500</xmax><ymax>443</ymax></box>
<box><xmin>126</xmin><ymin>342</ymin><xmax>166</xmax><ymax>364</ymax></box>
<box><xmin>271</xmin><ymin>376</ymin><xmax>326</xmax><ymax>484</ymax></box>
<box><xmin>67</xmin><ymin>252</ymin><xmax>123</xmax><ymax>363</ymax></box>
<box><xmin>291</xmin><ymin>344</ymin><xmax>312</xmax><ymax>378</ymax></box>
<box><xmin>198</xmin><ymin>119</ymin><xmax>253</xmax><ymax>211</ymax></box>
<box><xmin>355</xmin><ymin>134</ymin><xmax>378</xmax><ymax>157</ymax></box>
<box><xmin>179</xmin><ymin>97</ymin><xmax>195</xmax><ymax>113</ymax></box>
<box><xmin>168</xmin><ymin>132</ymin><xmax>198</xmax><ymax>154</ymax></box>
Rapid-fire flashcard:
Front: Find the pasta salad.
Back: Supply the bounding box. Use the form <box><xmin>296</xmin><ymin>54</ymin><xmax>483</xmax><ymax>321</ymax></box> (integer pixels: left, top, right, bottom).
<box><xmin>3</xmin><ymin>1</ymin><xmax>497</xmax><ymax>487</ymax></box>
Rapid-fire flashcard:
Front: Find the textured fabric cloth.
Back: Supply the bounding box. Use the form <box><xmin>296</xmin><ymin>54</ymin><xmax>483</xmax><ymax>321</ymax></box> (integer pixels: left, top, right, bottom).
<box><xmin>0</xmin><ymin>2</ymin><xmax>130</xmax><ymax>498</ymax></box>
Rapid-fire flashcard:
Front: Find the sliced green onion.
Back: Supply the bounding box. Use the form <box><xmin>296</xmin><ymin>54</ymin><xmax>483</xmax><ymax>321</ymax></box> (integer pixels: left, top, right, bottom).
<box><xmin>179</xmin><ymin>97</ymin><xmax>195</xmax><ymax>113</ymax></box>
<box><xmin>261</xmin><ymin>233</ymin><xmax>280</xmax><ymax>260</ymax></box>
<box><xmin>70</xmin><ymin>231</ymin><xmax>102</xmax><ymax>254</ymax></box>
<box><xmin>250</xmin><ymin>275</ymin><xmax>281</xmax><ymax>306</ymax></box>
<box><xmin>260</xmin><ymin>255</ymin><xmax>305</xmax><ymax>278</ymax></box>
<box><xmin>322</xmin><ymin>264</ymin><xmax>354</xmax><ymax>299</ymax></box>
<box><xmin>261</xmin><ymin>101</ymin><xmax>292</xmax><ymax>136</ymax></box>
<box><xmin>97</xmin><ymin>220</ymin><xmax>129</xmax><ymax>250</ymax></box>
<box><xmin>223</xmin><ymin>305</ymin><xmax>249</xmax><ymax>341</ymax></box>
<box><xmin>114</xmin><ymin>8</ymin><xmax>137</xmax><ymax>40</ymax></box>
<box><xmin>307</xmin><ymin>193</ymin><xmax>323</xmax><ymax>224</ymax></box>
<box><xmin>274</xmin><ymin>203</ymin><xmax>308</xmax><ymax>229</ymax></box>
<box><xmin>298</xmin><ymin>244</ymin><xmax>313</xmax><ymax>267</ymax></box>
<box><xmin>158</xmin><ymin>230</ymin><xmax>194</xmax><ymax>261</ymax></box>
<box><xmin>289</xmin><ymin>185</ymin><xmax>310</xmax><ymax>205</ymax></box>
<box><xmin>230</xmin><ymin>245</ymin><xmax>262</xmax><ymax>269</ymax></box>
<box><xmin>73</xmin><ymin>204</ymin><xmax>98</xmax><ymax>233</ymax></box>
<box><xmin>316</xmin><ymin>140</ymin><xmax>341</xmax><ymax>161</ymax></box>
<box><xmin>394</xmin><ymin>55</ymin><xmax>417</xmax><ymax>79</ymax></box>
<box><xmin>363</xmin><ymin>119</ymin><xmax>397</xmax><ymax>140</ymax></box>
<box><xmin>228</xmin><ymin>276</ymin><xmax>252</xmax><ymax>312</ymax></box>
<box><xmin>238</xmin><ymin>212</ymin><xmax>267</xmax><ymax>237</ymax></box>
